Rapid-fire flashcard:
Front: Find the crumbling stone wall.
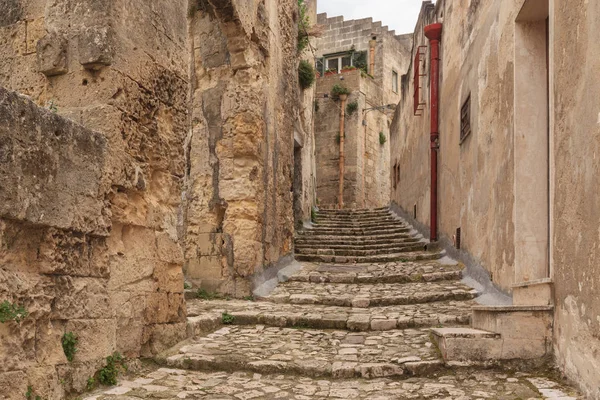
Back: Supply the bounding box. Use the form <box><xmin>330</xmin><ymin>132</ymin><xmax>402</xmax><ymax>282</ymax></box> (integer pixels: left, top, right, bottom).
<box><xmin>185</xmin><ymin>0</ymin><xmax>299</xmax><ymax>296</ymax></box>
<box><xmin>0</xmin><ymin>0</ymin><xmax>189</xmax><ymax>397</ymax></box>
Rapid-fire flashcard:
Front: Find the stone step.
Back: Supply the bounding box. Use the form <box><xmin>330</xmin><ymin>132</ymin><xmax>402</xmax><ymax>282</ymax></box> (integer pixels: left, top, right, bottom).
<box><xmin>295</xmin><ymin>232</ymin><xmax>415</xmax><ymax>244</ymax></box>
<box><xmin>295</xmin><ymin>243</ymin><xmax>425</xmax><ymax>257</ymax></box>
<box><xmin>165</xmin><ymin>326</ymin><xmax>445</xmax><ymax>379</ymax></box>
<box><xmin>314</xmin><ymin>215</ymin><xmax>396</xmax><ymax>223</ymax></box>
<box><xmin>311</xmin><ymin>222</ymin><xmax>406</xmax><ymax>230</ymax></box>
<box><xmin>295</xmin><ymin>250</ymin><xmax>443</xmax><ymax>264</ymax></box>
<box><xmin>260</xmin><ymin>281</ymin><xmax>479</xmax><ymax>308</ymax></box>
<box><xmin>185</xmin><ymin>299</ymin><xmax>474</xmax><ymax>335</ymax></box>
<box><xmin>86</xmin><ymin>366</ymin><xmax>583</xmax><ymax>399</ymax></box>
<box><xmin>299</xmin><ymin>227</ymin><xmax>411</xmax><ymax>237</ymax></box>
<box><xmin>287</xmin><ymin>260</ymin><xmax>463</xmax><ymax>284</ymax></box>
<box><xmin>316</xmin><ymin>207</ymin><xmax>390</xmax><ymax>215</ymax></box>
<box><xmin>311</xmin><ymin>219</ymin><xmax>401</xmax><ymax>227</ymax></box>
<box><xmin>295</xmin><ymin>237</ymin><xmax>421</xmax><ymax>248</ymax></box>
<box><xmin>294</xmin><ymin>241</ymin><xmax>424</xmax><ymax>252</ymax></box>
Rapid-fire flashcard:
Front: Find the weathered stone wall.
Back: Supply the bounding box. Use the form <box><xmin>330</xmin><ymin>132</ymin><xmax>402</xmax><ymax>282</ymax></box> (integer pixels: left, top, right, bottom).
<box><xmin>314</xmin><ymin>70</ymin><xmax>391</xmax><ymax>209</ymax></box>
<box><xmin>0</xmin><ymin>0</ymin><xmax>189</xmax><ymax>397</ymax></box>
<box><xmin>185</xmin><ymin>0</ymin><xmax>299</xmax><ymax>296</ymax></box>
<box><xmin>295</xmin><ymin>0</ymin><xmax>318</xmax><ymax>225</ymax></box>
<box><xmin>552</xmin><ymin>1</ymin><xmax>600</xmax><ymax>398</ymax></box>
<box><xmin>390</xmin><ymin>0</ymin><xmax>518</xmax><ymax>290</ymax></box>
<box><xmin>0</xmin><ymin>87</ymin><xmax>112</xmax><ymax>399</ymax></box>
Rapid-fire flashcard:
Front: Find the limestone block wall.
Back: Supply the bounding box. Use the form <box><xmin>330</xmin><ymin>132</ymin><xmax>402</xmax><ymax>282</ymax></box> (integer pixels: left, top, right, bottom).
<box><xmin>314</xmin><ymin>13</ymin><xmax>412</xmax><ymax>107</ymax></box>
<box><xmin>552</xmin><ymin>1</ymin><xmax>600</xmax><ymax>398</ymax></box>
<box><xmin>0</xmin><ymin>0</ymin><xmax>189</xmax><ymax>396</ymax></box>
<box><xmin>185</xmin><ymin>0</ymin><xmax>298</xmax><ymax>296</ymax></box>
<box><xmin>0</xmin><ymin>87</ymin><xmax>111</xmax><ymax>399</ymax></box>
<box><xmin>390</xmin><ymin>0</ymin><xmax>518</xmax><ymax>290</ymax></box>
<box><xmin>314</xmin><ymin>70</ymin><xmax>390</xmax><ymax>209</ymax></box>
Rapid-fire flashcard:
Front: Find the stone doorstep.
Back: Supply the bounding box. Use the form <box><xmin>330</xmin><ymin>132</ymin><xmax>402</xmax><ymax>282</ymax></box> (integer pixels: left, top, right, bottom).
<box><xmin>471</xmin><ymin>305</ymin><xmax>554</xmax><ymax>341</ymax></box>
<box><xmin>185</xmin><ymin>309</ymin><xmax>471</xmax><ymax>335</ymax></box>
<box><xmin>511</xmin><ymin>278</ymin><xmax>554</xmax><ymax>306</ymax></box>
<box><xmin>431</xmin><ymin>326</ymin><xmax>551</xmax><ymax>362</ymax></box>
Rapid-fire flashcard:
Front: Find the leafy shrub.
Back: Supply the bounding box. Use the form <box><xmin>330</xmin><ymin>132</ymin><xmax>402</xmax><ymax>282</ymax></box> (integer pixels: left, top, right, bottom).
<box><xmin>0</xmin><ymin>301</ymin><xmax>28</xmax><ymax>323</ymax></box>
<box><xmin>346</xmin><ymin>101</ymin><xmax>359</xmax><ymax>116</ymax></box>
<box><xmin>196</xmin><ymin>289</ymin><xmax>218</xmax><ymax>300</ymax></box>
<box><xmin>311</xmin><ymin>207</ymin><xmax>317</xmax><ymax>223</ymax></box>
<box><xmin>379</xmin><ymin>131</ymin><xmax>387</xmax><ymax>145</ymax></box>
<box><xmin>298</xmin><ymin>60</ymin><xmax>316</xmax><ymax>90</ymax></box>
<box><xmin>62</xmin><ymin>332</ymin><xmax>78</xmax><ymax>362</ymax></box>
<box><xmin>86</xmin><ymin>377</ymin><xmax>96</xmax><ymax>391</ymax></box>
<box><xmin>331</xmin><ymin>84</ymin><xmax>351</xmax><ymax>100</ymax></box>
<box><xmin>98</xmin><ymin>352</ymin><xmax>126</xmax><ymax>386</ymax></box>
<box><xmin>222</xmin><ymin>312</ymin><xmax>235</xmax><ymax>325</ymax></box>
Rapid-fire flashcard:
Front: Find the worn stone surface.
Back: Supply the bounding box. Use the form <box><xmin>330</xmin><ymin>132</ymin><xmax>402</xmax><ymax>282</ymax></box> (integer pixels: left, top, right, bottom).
<box><xmin>84</xmin><ymin>367</ymin><xmax>581</xmax><ymax>399</ymax></box>
<box><xmin>184</xmin><ymin>0</ymin><xmax>305</xmax><ymax>296</ymax></box>
<box><xmin>186</xmin><ymin>298</ymin><xmax>474</xmax><ymax>331</ymax></box>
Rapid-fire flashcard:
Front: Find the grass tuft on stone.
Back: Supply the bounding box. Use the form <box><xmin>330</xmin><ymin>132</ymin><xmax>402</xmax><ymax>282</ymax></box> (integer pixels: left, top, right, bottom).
<box><xmin>222</xmin><ymin>312</ymin><xmax>235</xmax><ymax>325</ymax></box>
<box><xmin>0</xmin><ymin>301</ymin><xmax>28</xmax><ymax>323</ymax></box>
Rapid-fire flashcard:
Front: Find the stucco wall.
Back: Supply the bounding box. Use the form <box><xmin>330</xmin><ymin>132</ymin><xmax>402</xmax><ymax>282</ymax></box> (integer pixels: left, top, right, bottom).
<box><xmin>552</xmin><ymin>1</ymin><xmax>600</xmax><ymax>398</ymax></box>
<box><xmin>391</xmin><ymin>0</ymin><xmax>518</xmax><ymax>291</ymax></box>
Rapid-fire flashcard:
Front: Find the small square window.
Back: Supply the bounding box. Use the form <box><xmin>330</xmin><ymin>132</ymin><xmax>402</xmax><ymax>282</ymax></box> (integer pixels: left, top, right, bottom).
<box><xmin>327</xmin><ymin>58</ymin><xmax>339</xmax><ymax>72</ymax></box>
<box><xmin>341</xmin><ymin>56</ymin><xmax>352</xmax><ymax>69</ymax></box>
<box><xmin>392</xmin><ymin>70</ymin><xmax>398</xmax><ymax>93</ymax></box>
<box><xmin>460</xmin><ymin>95</ymin><xmax>472</xmax><ymax>143</ymax></box>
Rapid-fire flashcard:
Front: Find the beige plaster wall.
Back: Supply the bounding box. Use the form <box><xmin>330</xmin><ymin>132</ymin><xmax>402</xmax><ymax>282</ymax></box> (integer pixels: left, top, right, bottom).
<box><xmin>391</xmin><ymin>0</ymin><xmax>519</xmax><ymax>291</ymax></box>
<box><xmin>552</xmin><ymin>1</ymin><xmax>600</xmax><ymax>398</ymax></box>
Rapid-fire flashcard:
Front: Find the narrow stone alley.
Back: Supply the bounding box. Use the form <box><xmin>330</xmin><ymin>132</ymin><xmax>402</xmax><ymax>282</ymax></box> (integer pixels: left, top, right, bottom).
<box><xmin>83</xmin><ymin>209</ymin><xmax>580</xmax><ymax>399</ymax></box>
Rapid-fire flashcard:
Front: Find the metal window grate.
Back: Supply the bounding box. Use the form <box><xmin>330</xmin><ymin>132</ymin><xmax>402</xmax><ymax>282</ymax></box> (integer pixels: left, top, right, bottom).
<box><xmin>413</xmin><ymin>46</ymin><xmax>427</xmax><ymax>116</ymax></box>
<box><xmin>460</xmin><ymin>95</ymin><xmax>472</xmax><ymax>142</ymax></box>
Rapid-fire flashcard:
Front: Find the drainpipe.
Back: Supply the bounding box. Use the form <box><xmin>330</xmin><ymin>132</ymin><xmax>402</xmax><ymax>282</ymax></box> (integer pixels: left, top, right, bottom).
<box><xmin>338</xmin><ymin>94</ymin><xmax>348</xmax><ymax>209</ymax></box>
<box><xmin>369</xmin><ymin>38</ymin><xmax>376</xmax><ymax>75</ymax></box>
<box><xmin>424</xmin><ymin>23</ymin><xmax>442</xmax><ymax>242</ymax></box>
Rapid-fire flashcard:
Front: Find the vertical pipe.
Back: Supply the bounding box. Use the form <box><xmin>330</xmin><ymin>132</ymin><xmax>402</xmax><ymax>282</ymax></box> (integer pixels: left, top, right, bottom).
<box><xmin>424</xmin><ymin>23</ymin><xmax>442</xmax><ymax>242</ymax></box>
<box><xmin>338</xmin><ymin>94</ymin><xmax>348</xmax><ymax>209</ymax></box>
<box><xmin>369</xmin><ymin>39</ymin><xmax>376</xmax><ymax>75</ymax></box>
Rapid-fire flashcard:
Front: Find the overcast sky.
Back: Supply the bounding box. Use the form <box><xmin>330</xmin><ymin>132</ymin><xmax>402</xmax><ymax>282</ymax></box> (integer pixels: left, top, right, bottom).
<box><xmin>316</xmin><ymin>0</ymin><xmax>425</xmax><ymax>35</ymax></box>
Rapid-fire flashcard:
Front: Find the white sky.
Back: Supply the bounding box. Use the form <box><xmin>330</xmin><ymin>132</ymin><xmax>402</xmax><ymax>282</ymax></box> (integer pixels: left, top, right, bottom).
<box><xmin>316</xmin><ymin>0</ymin><xmax>425</xmax><ymax>35</ymax></box>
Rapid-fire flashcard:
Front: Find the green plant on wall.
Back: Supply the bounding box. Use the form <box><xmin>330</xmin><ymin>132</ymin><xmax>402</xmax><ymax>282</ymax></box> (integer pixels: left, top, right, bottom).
<box><xmin>331</xmin><ymin>84</ymin><xmax>351</xmax><ymax>100</ymax></box>
<box><xmin>297</xmin><ymin>0</ymin><xmax>310</xmax><ymax>54</ymax></box>
<box><xmin>352</xmin><ymin>50</ymin><xmax>368</xmax><ymax>74</ymax></box>
<box><xmin>98</xmin><ymin>352</ymin><xmax>126</xmax><ymax>386</ymax></box>
<box><xmin>346</xmin><ymin>101</ymin><xmax>359</xmax><ymax>116</ymax></box>
<box><xmin>0</xmin><ymin>301</ymin><xmax>28</xmax><ymax>323</ymax></box>
<box><xmin>62</xmin><ymin>332</ymin><xmax>78</xmax><ymax>362</ymax></box>
<box><xmin>222</xmin><ymin>312</ymin><xmax>235</xmax><ymax>325</ymax></box>
<box><xmin>298</xmin><ymin>60</ymin><xmax>316</xmax><ymax>89</ymax></box>
<box><xmin>314</xmin><ymin>100</ymin><xmax>320</xmax><ymax>113</ymax></box>
<box><xmin>379</xmin><ymin>131</ymin><xmax>387</xmax><ymax>145</ymax></box>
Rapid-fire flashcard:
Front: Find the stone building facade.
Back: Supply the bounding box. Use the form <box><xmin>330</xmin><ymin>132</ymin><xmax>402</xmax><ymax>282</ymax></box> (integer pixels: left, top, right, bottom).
<box><xmin>0</xmin><ymin>0</ymin><xmax>314</xmax><ymax>397</ymax></box>
<box><xmin>313</xmin><ymin>14</ymin><xmax>412</xmax><ymax>208</ymax></box>
<box><xmin>391</xmin><ymin>1</ymin><xmax>600</xmax><ymax>398</ymax></box>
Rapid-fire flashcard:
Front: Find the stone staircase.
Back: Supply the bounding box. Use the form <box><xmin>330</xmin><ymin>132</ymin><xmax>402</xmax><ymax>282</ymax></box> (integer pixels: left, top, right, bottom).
<box><xmin>84</xmin><ymin>207</ymin><xmax>581</xmax><ymax>399</ymax></box>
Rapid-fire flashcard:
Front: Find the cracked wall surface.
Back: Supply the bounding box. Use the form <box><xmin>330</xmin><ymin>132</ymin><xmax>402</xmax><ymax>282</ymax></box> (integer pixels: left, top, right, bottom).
<box><xmin>185</xmin><ymin>0</ymin><xmax>300</xmax><ymax>296</ymax></box>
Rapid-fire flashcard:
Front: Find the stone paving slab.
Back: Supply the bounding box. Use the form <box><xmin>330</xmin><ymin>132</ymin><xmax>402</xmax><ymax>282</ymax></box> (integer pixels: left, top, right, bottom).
<box><xmin>166</xmin><ymin>326</ymin><xmax>443</xmax><ymax>379</ymax></box>
<box><xmin>295</xmin><ymin>250</ymin><xmax>444</xmax><ymax>264</ymax></box>
<box><xmin>186</xmin><ymin>298</ymin><xmax>474</xmax><ymax>333</ymax></box>
<box><xmin>260</xmin><ymin>281</ymin><xmax>478</xmax><ymax>307</ymax></box>
<box><xmin>287</xmin><ymin>260</ymin><xmax>463</xmax><ymax>284</ymax></box>
<box><xmin>84</xmin><ymin>367</ymin><xmax>582</xmax><ymax>399</ymax></box>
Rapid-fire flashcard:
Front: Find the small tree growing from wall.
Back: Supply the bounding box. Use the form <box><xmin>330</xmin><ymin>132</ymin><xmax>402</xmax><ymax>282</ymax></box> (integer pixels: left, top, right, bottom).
<box><xmin>346</xmin><ymin>101</ymin><xmax>359</xmax><ymax>116</ymax></box>
<box><xmin>297</xmin><ymin>0</ymin><xmax>310</xmax><ymax>54</ymax></box>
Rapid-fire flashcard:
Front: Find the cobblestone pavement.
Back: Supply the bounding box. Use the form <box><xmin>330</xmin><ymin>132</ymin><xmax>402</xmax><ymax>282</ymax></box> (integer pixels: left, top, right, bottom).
<box><xmin>166</xmin><ymin>326</ymin><xmax>441</xmax><ymax>378</ymax></box>
<box><xmin>286</xmin><ymin>260</ymin><xmax>463</xmax><ymax>284</ymax></box>
<box><xmin>186</xmin><ymin>298</ymin><xmax>475</xmax><ymax>332</ymax></box>
<box><xmin>85</xmin><ymin>368</ymin><xmax>580</xmax><ymax>399</ymax></box>
<box><xmin>262</xmin><ymin>281</ymin><xmax>478</xmax><ymax>307</ymax></box>
<box><xmin>82</xmin><ymin>208</ymin><xmax>582</xmax><ymax>399</ymax></box>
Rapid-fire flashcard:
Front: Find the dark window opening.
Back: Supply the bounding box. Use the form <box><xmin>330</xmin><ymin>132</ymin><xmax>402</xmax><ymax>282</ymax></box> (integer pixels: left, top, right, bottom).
<box><xmin>460</xmin><ymin>95</ymin><xmax>472</xmax><ymax>143</ymax></box>
<box><xmin>392</xmin><ymin>70</ymin><xmax>398</xmax><ymax>93</ymax></box>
